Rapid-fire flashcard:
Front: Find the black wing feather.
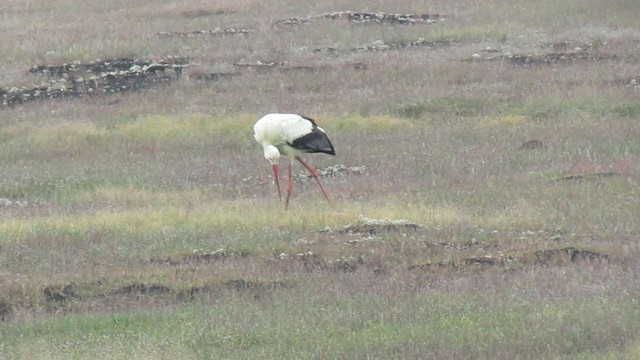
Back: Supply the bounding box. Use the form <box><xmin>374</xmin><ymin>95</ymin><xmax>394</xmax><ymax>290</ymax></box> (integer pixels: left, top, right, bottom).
<box><xmin>288</xmin><ymin>116</ymin><xmax>336</xmax><ymax>155</ymax></box>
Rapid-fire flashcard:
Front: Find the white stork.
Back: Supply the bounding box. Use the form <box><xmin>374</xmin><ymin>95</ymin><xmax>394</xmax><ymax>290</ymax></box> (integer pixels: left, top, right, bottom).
<box><xmin>253</xmin><ymin>113</ymin><xmax>335</xmax><ymax>209</ymax></box>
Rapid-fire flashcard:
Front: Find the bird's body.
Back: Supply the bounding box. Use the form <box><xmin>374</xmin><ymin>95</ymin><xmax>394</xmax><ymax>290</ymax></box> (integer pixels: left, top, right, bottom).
<box><xmin>253</xmin><ymin>113</ymin><xmax>335</xmax><ymax>209</ymax></box>
<box><xmin>254</xmin><ymin>113</ymin><xmax>335</xmax><ymax>157</ymax></box>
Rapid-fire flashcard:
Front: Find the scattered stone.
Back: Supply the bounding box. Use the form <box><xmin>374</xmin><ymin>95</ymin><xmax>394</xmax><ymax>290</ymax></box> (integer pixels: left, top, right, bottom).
<box><xmin>459</xmin><ymin>256</ymin><xmax>508</xmax><ymax>267</ymax></box>
<box><xmin>409</xmin><ymin>255</ymin><xmax>513</xmax><ymax>271</ymax></box>
<box><xmin>273</xmin><ymin>17</ymin><xmax>312</xmax><ymax>26</ymax></box>
<box><xmin>296</xmin><ymin>164</ymin><xmax>366</xmax><ymax>182</ymax></box>
<box><xmin>518</xmin><ymin>139</ymin><xmax>547</xmax><ymax>150</ymax></box>
<box><xmin>341</xmin><ymin>12</ymin><xmax>441</xmax><ymax>25</ymax></box>
<box><xmin>113</xmin><ymin>283</ymin><xmax>171</xmax><ymax>296</ymax></box>
<box><xmin>508</xmin><ymin>52</ymin><xmax>617</xmax><ymax>66</ymax></box>
<box><xmin>234</xmin><ymin>60</ymin><xmax>291</xmax><ymax>70</ymax></box>
<box><xmin>189</xmin><ymin>71</ymin><xmax>241</xmax><ymax>82</ymax></box>
<box><xmin>180</xmin><ymin>9</ymin><xmax>235</xmax><ymax>18</ymax></box>
<box><xmin>337</xmin><ymin>216</ymin><xmax>421</xmax><ymax>235</ymax></box>
<box><xmin>157</xmin><ymin>28</ymin><xmax>253</xmax><ymax>37</ymax></box>
<box><xmin>242</xmin><ymin>164</ymin><xmax>365</xmax><ymax>185</ymax></box>
<box><xmin>225</xmin><ymin>279</ymin><xmax>289</xmax><ymax>290</ymax></box>
<box><xmin>611</xmin><ymin>77</ymin><xmax>639</xmax><ymax>89</ymax></box>
<box><xmin>3</xmin><ymin>56</ymin><xmax>370</xmax><ymax>109</ymax></box>
<box><xmin>409</xmin><ymin>247</ymin><xmax>609</xmax><ymax>272</ymax></box>
<box><xmin>543</xmin><ymin>40</ymin><xmax>600</xmax><ymax>51</ymax></box>
<box><xmin>313</xmin><ymin>38</ymin><xmax>452</xmax><ymax>54</ymax></box>
<box><xmin>312</xmin><ymin>47</ymin><xmax>339</xmax><ymax>54</ymax></box>
<box><xmin>275</xmin><ymin>11</ymin><xmax>443</xmax><ymax>27</ymax></box>
<box><xmin>233</xmin><ymin>61</ymin><xmax>367</xmax><ymax>72</ymax></box>
<box><xmin>29</xmin><ymin>57</ymin><xmax>189</xmax><ymax>77</ymax></box>
<box><xmin>2</xmin><ymin>57</ymin><xmax>190</xmax><ymax>108</ymax></box>
<box><xmin>143</xmin><ymin>248</ymin><xmax>250</xmax><ymax>266</ymax></box>
<box><xmin>234</xmin><ymin>60</ymin><xmax>287</xmax><ymax>69</ymax></box>
<box><xmin>0</xmin><ymin>198</ymin><xmax>33</xmax><ymax>208</ymax></box>
<box><xmin>465</xmin><ymin>50</ymin><xmax>618</xmax><ymax>66</ymax></box>
<box><xmin>225</xmin><ymin>279</ymin><xmax>261</xmax><ymax>290</ymax></box>
<box><xmin>277</xmin><ymin>251</ymin><xmax>363</xmax><ymax>273</ymax></box>
<box><xmin>278</xmin><ymin>65</ymin><xmax>324</xmax><ymax>72</ymax></box>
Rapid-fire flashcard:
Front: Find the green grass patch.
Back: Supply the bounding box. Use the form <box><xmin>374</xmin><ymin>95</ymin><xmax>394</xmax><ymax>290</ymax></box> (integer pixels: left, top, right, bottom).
<box><xmin>325</xmin><ymin>114</ymin><xmax>414</xmax><ymax>130</ymax></box>
<box><xmin>0</xmin><ymin>196</ymin><xmax>542</xmax><ymax>242</ymax></box>
<box><xmin>389</xmin><ymin>102</ymin><xmax>429</xmax><ymax>119</ymax></box>
<box><xmin>0</xmin><ymin>175</ymin><xmax>110</xmax><ymax>201</ymax></box>
<box><xmin>117</xmin><ymin>113</ymin><xmax>257</xmax><ymax>144</ymax></box>
<box><xmin>390</xmin><ymin>96</ymin><xmax>490</xmax><ymax>120</ymax></box>
<box><xmin>0</xmin><ymin>113</ymin><xmax>410</xmax><ymax>162</ymax></box>
<box><xmin>1</xmin><ymin>293</ymin><xmax>638</xmax><ymax>359</ymax></box>
<box><xmin>514</xmin><ymin>97</ymin><xmax>640</xmax><ymax>121</ymax></box>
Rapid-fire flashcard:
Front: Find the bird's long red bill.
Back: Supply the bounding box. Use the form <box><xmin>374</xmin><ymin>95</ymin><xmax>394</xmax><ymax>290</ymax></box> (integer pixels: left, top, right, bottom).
<box><xmin>272</xmin><ymin>163</ymin><xmax>282</xmax><ymax>201</ymax></box>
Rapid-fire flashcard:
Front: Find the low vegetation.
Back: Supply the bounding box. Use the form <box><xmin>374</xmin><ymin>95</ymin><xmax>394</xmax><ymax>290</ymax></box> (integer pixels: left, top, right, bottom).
<box><xmin>1</xmin><ymin>0</ymin><xmax>639</xmax><ymax>358</ymax></box>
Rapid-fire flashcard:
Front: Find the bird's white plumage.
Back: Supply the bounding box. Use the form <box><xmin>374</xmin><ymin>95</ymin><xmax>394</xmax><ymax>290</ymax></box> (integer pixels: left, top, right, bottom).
<box><xmin>254</xmin><ymin>113</ymin><xmax>323</xmax><ymax>158</ymax></box>
<box><xmin>253</xmin><ymin>113</ymin><xmax>334</xmax><ymax>209</ymax></box>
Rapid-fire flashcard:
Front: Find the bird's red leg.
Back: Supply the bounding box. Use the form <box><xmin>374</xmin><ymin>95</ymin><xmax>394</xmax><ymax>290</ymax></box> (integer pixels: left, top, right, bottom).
<box><xmin>272</xmin><ymin>164</ymin><xmax>282</xmax><ymax>201</ymax></box>
<box><xmin>296</xmin><ymin>156</ymin><xmax>332</xmax><ymax>205</ymax></box>
<box><xmin>285</xmin><ymin>159</ymin><xmax>293</xmax><ymax>210</ymax></box>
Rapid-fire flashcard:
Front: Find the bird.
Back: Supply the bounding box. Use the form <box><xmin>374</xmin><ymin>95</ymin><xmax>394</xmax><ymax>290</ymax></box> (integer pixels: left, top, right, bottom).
<box><xmin>253</xmin><ymin>113</ymin><xmax>335</xmax><ymax>209</ymax></box>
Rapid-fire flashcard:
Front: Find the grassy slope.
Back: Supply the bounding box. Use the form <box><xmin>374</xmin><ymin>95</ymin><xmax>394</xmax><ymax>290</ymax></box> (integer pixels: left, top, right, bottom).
<box><xmin>1</xmin><ymin>0</ymin><xmax>640</xmax><ymax>358</ymax></box>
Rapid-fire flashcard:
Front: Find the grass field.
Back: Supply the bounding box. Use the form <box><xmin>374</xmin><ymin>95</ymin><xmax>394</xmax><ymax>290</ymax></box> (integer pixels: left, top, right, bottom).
<box><xmin>1</xmin><ymin>0</ymin><xmax>640</xmax><ymax>358</ymax></box>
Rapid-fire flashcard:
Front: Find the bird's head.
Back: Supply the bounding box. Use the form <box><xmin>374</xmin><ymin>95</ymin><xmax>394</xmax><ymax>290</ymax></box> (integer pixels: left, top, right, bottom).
<box><xmin>263</xmin><ymin>145</ymin><xmax>281</xmax><ymax>164</ymax></box>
